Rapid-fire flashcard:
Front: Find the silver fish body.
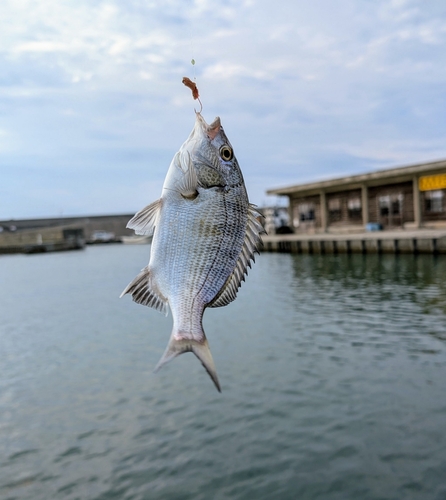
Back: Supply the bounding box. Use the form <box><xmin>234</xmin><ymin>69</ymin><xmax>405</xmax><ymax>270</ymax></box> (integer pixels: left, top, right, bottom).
<box><xmin>121</xmin><ymin>113</ymin><xmax>264</xmax><ymax>391</ymax></box>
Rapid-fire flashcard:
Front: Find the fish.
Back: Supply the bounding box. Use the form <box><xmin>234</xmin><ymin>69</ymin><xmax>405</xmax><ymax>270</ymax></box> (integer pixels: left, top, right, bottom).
<box><xmin>120</xmin><ymin>112</ymin><xmax>264</xmax><ymax>391</ymax></box>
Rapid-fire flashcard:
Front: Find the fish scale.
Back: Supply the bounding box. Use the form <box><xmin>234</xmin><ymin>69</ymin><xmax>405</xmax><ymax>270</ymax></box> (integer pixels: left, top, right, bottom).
<box><xmin>121</xmin><ymin>112</ymin><xmax>264</xmax><ymax>391</ymax></box>
<box><xmin>157</xmin><ymin>190</ymin><xmax>244</xmax><ymax>326</ymax></box>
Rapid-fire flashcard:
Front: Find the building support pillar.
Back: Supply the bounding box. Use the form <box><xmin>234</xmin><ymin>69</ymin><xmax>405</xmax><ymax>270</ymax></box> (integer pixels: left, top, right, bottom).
<box><xmin>287</xmin><ymin>196</ymin><xmax>294</xmax><ymax>229</ymax></box>
<box><xmin>413</xmin><ymin>176</ymin><xmax>422</xmax><ymax>228</ymax></box>
<box><xmin>361</xmin><ymin>184</ymin><xmax>369</xmax><ymax>226</ymax></box>
<box><xmin>320</xmin><ymin>190</ymin><xmax>327</xmax><ymax>232</ymax></box>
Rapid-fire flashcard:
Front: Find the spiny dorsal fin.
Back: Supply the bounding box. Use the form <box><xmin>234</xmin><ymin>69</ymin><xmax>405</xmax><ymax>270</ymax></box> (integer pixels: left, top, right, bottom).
<box><xmin>120</xmin><ymin>267</ymin><xmax>168</xmax><ymax>316</ymax></box>
<box><xmin>209</xmin><ymin>204</ymin><xmax>265</xmax><ymax>308</ymax></box>
<box><xmin>127</xmin><ymin>199</ymin><xmax>162</xmax><ymax>236</ymax></box>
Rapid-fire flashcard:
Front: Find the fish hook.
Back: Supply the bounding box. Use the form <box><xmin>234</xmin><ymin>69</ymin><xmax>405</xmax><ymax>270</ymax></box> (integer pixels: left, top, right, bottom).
<box><xmin>195</xmin><ymin>97</ymin><xmax>203</xmax><ymax>114</ymax></box>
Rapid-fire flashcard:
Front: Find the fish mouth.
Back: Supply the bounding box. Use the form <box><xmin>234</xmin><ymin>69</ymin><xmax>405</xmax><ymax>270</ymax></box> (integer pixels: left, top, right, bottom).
<box><xmin>195</xmin><ymin>113</ymin><xmax>221</xmax><ymax>141</ymax></box>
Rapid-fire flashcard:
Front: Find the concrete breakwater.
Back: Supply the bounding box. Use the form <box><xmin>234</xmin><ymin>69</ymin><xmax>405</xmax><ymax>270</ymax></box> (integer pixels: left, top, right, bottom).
<box><xmin>262</xmin><ymin>228</ymin><xmax>446</xmax><ymax>254</ymax></box>
<box><xmin>0</xmin><ymin>226</ymin><xmax>85</xmax><ymax>254</ymax></box>
<box><xmin>0</xmin><ymin>214</ymin><xmax>135</xmax><ymax>254</ymax></box>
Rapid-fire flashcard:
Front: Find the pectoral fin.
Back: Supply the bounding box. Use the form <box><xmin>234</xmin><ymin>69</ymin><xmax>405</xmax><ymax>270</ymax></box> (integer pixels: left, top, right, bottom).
<box><xmin>176</xmin><ymin>150</ymin><xmax>199</xmax><ymax>199</ymax></box>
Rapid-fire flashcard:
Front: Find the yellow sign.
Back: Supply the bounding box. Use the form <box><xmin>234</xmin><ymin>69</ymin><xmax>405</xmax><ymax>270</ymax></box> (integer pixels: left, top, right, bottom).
<box><xmin>419</xmin><ymin>173</ymin><xmax>446</xmax><ymax>191</ymax></box>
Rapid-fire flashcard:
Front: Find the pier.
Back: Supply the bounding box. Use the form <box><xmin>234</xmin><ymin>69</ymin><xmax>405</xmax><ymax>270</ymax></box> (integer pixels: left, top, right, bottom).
<box><xmin>262</xmin><ymin>228</ymin><xmax>446</xmax><ymax>254</ymax></box>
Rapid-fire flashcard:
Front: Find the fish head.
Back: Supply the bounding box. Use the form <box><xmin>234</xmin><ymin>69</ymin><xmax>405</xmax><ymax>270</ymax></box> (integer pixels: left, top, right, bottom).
<box><xmin>188</xmin><ymin>112</ymin><xmax>245</xmax><ymax>190</ymax></box>
<box><xmin>163</xmin><ymin>113</ymin><xmax>246</xmax><ymax>197</ymax></box>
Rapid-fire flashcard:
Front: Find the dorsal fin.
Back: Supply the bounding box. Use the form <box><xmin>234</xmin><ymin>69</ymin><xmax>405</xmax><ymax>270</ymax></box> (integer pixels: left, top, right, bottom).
<box><xmin>120</xmin><ymin>267</ymin><xmax>168</xmax><ymax>316</ymax></box>
<box><xmin>209</xmin><ymin>205</ymin><xmax>265</xmax><ymax>308</ymax></box>
<box><xmin>127</xmin><ymin>199</ymin><xmax>162</xmax><ymax>236</ymax></box>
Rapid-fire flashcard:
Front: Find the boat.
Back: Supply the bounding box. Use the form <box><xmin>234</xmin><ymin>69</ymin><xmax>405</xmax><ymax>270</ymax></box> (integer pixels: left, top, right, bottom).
<box><xmin>120</xmin><ymin>235</ymin><xmax>152</xmax><ymax>244</ymax></box>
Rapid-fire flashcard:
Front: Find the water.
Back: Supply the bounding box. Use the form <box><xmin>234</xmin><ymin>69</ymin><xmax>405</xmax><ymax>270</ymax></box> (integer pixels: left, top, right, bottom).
<box><xmin>1</xmin><ymin>245</ymin><xmax>446</xmax><ymax>500</ymax></box>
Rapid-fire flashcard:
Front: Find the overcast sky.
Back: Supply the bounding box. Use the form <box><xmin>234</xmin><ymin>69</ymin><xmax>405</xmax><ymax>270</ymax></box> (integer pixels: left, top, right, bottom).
<box><xmin>1</xmin><ymin>0</ymin><xmax>446</xmax><ymax>219</ymax></box>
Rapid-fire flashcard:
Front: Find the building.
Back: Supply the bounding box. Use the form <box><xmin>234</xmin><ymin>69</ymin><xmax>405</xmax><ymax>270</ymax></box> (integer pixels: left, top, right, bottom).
<box><xmin>262</xmin><ymin>206</ymin><xmax>291</xmax><ymax>234</ymax></box>
<box><xmin>267</xmin><ymin>159</ymin><xmax>446</xmax><ymax>234</ymax></box>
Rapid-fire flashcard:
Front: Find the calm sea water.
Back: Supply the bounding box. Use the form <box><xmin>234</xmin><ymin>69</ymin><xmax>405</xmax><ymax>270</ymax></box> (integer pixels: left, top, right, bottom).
<box><xmin>1</xmin><ymin>245</ymin><xmax>446</xmax><ymax>500</ymax></box>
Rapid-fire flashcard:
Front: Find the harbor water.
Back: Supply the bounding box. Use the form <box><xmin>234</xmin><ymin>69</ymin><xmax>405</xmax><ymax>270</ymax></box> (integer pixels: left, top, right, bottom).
<box><xmin>1</xmin><ymin>245</ymin><xmax>446</xmax><ymax>500</ymax></box>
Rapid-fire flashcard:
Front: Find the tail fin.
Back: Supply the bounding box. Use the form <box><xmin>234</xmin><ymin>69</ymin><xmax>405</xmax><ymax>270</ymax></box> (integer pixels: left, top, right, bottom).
<box><xmin>154</xmin><ymin>335</ymin><xmax>221</xmax><ymax>392</ymax></box>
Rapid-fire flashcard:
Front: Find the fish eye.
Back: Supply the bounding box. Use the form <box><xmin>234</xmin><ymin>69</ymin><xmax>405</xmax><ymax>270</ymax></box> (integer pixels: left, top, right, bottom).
<box><xmin>219</xmin><ymin>145</ymin><xmax>233</xmax><ymax>162</ymax></box>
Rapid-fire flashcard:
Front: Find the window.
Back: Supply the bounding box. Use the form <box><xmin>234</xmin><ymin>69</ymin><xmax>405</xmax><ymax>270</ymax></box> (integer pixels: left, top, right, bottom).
<box><xmin>298</xmin><ymin>203</ymin><xmax>315</xmax><ymax>222</ymax></box>
<box><xmin>391</xmin><ymin>194</ymin><xmax>403</xmax><ymax>215</ymax></box>
<box><xmin>347</xmin><ymin>198</ymin><xmax>361</xmax><ymax>219</ymax></box>
<box><xmin>328</xmin><ymin>198</ymin><xmax>342</xmax><ymax>221</ymax></box>
<box><xmin>379</xmin><ymin>194</ymin><xmax>403</xmax><ymax>217</ymax></box>
<box><xmin>425</xmin><ymin>190</ymin><xmax>444</xmax><ymax>213</ymax></box>
<box><xmin>379</xmin><ymin>196</ymin><xmax>390</xmax><ymax>216</ymax></box>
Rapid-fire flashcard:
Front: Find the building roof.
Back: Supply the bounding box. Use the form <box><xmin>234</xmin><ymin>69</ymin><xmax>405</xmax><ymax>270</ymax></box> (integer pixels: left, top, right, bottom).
<box><xmin>267</xmin><ymin>159</ymin><xmax>446</xmax><ymax>197</ymax></box>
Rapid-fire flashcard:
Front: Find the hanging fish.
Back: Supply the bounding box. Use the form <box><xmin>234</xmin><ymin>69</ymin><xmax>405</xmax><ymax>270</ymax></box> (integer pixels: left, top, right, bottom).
<box><xmin>121</xmin><ymin>112</ymin><xmax>264</xmax><ymax>391</ymax></box>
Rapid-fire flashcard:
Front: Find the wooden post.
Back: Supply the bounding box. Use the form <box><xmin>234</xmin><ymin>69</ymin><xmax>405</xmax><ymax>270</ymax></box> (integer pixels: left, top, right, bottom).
<box><xmin>287</xmin><ymin>196</ymin><xmax>293</xmax><ymax>230</ymax></box>
<box><xmin>320</xmin><ymin>190</ymin><xmax>327</xmax><ymax>232</ymax></box>
<box><xmin>361</xmin><ymin>184</ymin><xmax>369</xmax><ymax>226</ymax></box>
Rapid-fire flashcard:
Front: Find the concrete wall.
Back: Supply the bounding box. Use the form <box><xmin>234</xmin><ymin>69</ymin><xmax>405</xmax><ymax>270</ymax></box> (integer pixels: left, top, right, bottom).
<box><xmin>0</xmin><ymin>214</ymin><xmax>135</xmax><ymax>241</ymax></box>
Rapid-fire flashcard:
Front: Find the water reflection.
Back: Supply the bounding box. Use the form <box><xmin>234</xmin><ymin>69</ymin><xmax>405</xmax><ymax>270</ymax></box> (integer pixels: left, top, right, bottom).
<box><xmin>291</xmin><ymin>253</ymin><xmax>446</xmax><ymax>287</ymax></box>
<box><xmin>289</xmin><ymin>254</ymin><xmax>446</xmax><ymax>322</ymax></box>
<box><xmin>1</xmin><ymin>247</ymin><xmax>446</xmax><ymax>500</ymax></box>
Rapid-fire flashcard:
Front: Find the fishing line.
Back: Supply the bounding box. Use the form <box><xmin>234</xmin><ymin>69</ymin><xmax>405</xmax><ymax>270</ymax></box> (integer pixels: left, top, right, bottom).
<box><xmin>191</xmin><ymin>58</ymin><xmax>196</xmax><ymax>82</ymax></box>
<box><xmin>189</xmin><ymin>18</ymin><xmax>197</xmax><ymax>82</ymax></box>
<box><xmin>185</xmin><ymin>24</ymin><xmax>202</xmax><ymax>112</ymax></box>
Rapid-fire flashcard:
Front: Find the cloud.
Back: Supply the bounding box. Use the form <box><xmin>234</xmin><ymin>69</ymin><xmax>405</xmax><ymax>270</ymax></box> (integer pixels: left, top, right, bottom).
<box><xmin>1</xmin><ymin>0</ymin><xmax>446</xmax><ymax>218</ymax></box>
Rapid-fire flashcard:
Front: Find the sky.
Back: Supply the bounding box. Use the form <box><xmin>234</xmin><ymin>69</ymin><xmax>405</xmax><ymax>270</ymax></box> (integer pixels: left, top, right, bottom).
<box><xmin>1</xmin><ymin>0</ymin><xmax>446</xmax><ymax>219</ymax></box>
